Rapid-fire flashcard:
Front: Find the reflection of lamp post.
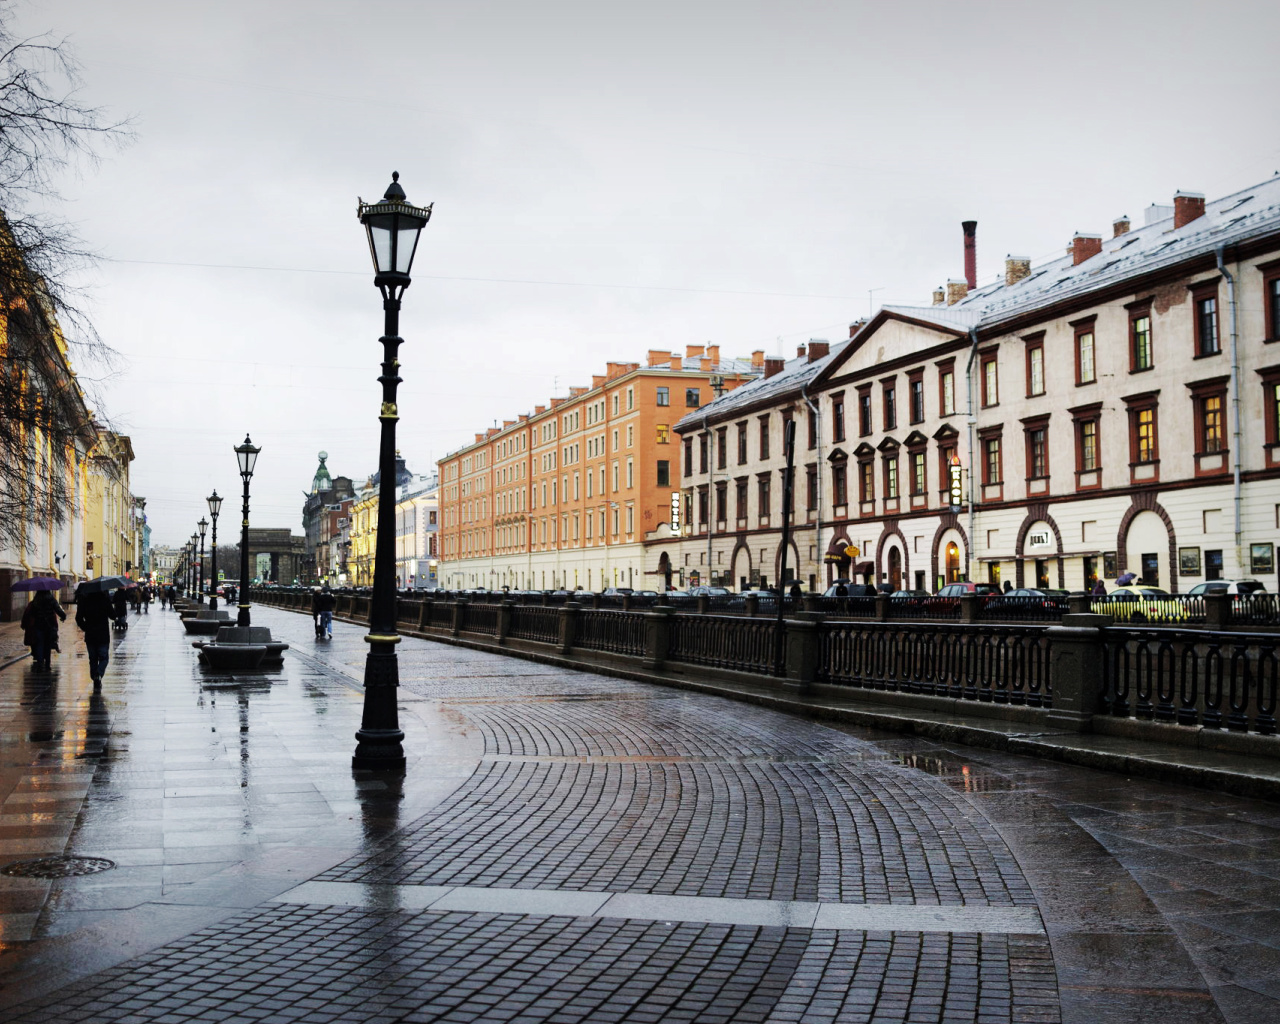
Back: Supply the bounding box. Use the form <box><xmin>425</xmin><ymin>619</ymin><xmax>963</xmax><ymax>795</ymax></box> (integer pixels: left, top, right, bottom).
<box><xmin>198</xmin><ymin>517</ymin><xmax>208</xmax><ymax>605</ymax></box>
<box><xmin>235</xmin><ymin>435</ymin><xmax>260</xmax><ymax>627</ymax></box>
<box><xmin>352</xmin><ymin>172</ymin><xmax>432</xmax><ymax>772</ymax></box>
<box><xmin>207</xmin><ymin>491</ymin><xmax>222</xmax><ymax>611</ymax></box>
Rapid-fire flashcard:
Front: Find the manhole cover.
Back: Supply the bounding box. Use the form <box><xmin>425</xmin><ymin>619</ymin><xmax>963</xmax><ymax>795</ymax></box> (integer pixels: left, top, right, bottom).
<box><xmin>1</xmin><ymin>855</ymin><xmax>116</xmax><ymax>878</ymax></box>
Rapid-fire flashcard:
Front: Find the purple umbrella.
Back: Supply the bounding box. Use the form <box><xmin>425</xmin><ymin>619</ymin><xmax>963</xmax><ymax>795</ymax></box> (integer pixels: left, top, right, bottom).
<box><xmin>1116</xmin><ymin>572</ymin><xmax>1136</xmax><ymax>585</ymax></box>
<box><xmin>10</xmin><ymin>576</ymin><xmax>64</xmax><ymax>592</ymax></box>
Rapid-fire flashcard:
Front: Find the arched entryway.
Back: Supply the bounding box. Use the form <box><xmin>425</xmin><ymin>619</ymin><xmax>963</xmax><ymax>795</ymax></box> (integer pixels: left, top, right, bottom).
<box><xmin>1125</xmin><ymin>510</ymin><xmax>1172</xmax><ymax>590</ymax></box>
<box><xmin>731</xmin><ymin>543</ymin><xmax>753</xmax><ymax>591</ymax></box>
<box><xmin>825</xmin><ymin>534</ymin><xmax>853</xmax><ymax>584</ymax></box>
<box><xmin>887</xmin><ymin>547</ymin><xmax>903</xmax><ymax>590</ymax></box>
<box><xmin>656</xmin><ymin>551</ymin><xmax>673</xmax><ymax>592</ymax></box>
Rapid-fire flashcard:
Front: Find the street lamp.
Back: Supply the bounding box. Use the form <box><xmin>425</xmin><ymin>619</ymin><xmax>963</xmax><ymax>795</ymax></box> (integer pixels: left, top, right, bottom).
<box><xmin>198</xmin><ymin>517</ymin><xmax>208</xmax><ymax>605</ymax></box>
<box><xmin>235</xmin><ymin>434</ymin><xmax>260</xmax><ymax>627</ymax></box>
<box><xmin>352</xmin><ymin>172</ymin><xmax>432</xmax><ymax>772</ymax></box>
<box><xmin>207</xmin><ymin>490</ymin><xmax>222</xmax><ymax>611</ymax></box>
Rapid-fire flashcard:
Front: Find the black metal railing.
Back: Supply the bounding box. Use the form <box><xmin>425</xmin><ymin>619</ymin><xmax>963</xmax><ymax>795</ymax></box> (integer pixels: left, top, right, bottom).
<box><xmin>1101</xmin><ymin>627</ymin><xmax>1279</xmax><ymax>735</ymax></box>
<box><xmin>819</xmin><ymin>622</ymin><xmax>1052</xmax><ymax>706</ymax></box>
<box><xmin>427</xmin><ymin>601</ymin><xmax>454</xmax><ymax>628</ymax></box>
<box><xmin>460</xmin><ymin>602</ymin><xmax>499</xmax><ymax>636</ymax></box>
<box><xmin>576</xmin><ymin>609</ymin><xmax>647</xmax><ymax>656</ymax></box>
<box><xmin>509</xmin><ymin>605</ymin><xmax>560</xmax><ymax>644</ymax></box>
<box><xmin>667</xmin><ymin>614</ymin><xmax>776</xmax><ymax>675</ymax></box>
<box><xmin>978</xmin><ymin>595</ymin><xmax>1070</xmax><ymax>623</ymax></box>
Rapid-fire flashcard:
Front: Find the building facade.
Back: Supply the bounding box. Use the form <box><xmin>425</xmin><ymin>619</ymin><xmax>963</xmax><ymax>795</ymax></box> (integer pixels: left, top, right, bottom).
<box><xmin>395</xmin><ymin>473</ymin><xmax>439</xmax><ymax>588</ymax></box>
<box><xmin>437</xmin><ymin>346</ymin><xmax>760</xmax><ymax>591</ymax></box>
<box><xmin>300</xmin><ymin>452</ymin><xmax>355</xmax><ymax>584</ymax></box>
<box><xmin>665</xmin><ymin>177</ymin><xmax>1280</xmax><ymax>595</ymax></box>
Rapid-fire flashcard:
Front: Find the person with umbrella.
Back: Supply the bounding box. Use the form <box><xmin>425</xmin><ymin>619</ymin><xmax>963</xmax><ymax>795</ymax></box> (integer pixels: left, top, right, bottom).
<box><xmin>14</xmin><ymin>577</ymin><xmax>67</xmax><ymax>670</ymax></box>
<box><xmin>75</xmin><ymin>576</ymin><xmax>125</xmax><ymax>684</ymax></box>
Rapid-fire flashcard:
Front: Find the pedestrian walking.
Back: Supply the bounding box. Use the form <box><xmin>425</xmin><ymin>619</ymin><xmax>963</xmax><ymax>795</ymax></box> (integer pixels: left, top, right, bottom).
<box><xmin>1091</xmin><ymin>578</ymin><xmax>1107</xmax><ymax>596</ymax></box>
<box><xmin>314</xmin><ymin>584</ymin><xmax>336</xmax><ymax>640</ymax></box>
<box><xmin>112</xmin><ymin>587</ymin><xmax>129</xmax><ymax>631</ymax></box>
<box><xmin>75</xmin><ymin>586</ymin><xmax>116</xmax><ymax>684</ymax></box>
<box><xmin>789</xmin><ymin>581</ymin><xmax>803</xmax><ymax>600</ymax></box>
<box><xmin>139</xmin><ymin>584</ymin><xmax>150</xmax><ymax>613</ymax></box>
<box><xmin>1003</xmin><ymin>580</ymin><xmax>1013</xmax><ymax>593</ymax></box>
<box><xmin>21</xmin><ymin>590</ymin><xmax>66</xmax><ymax>670</ymax></box>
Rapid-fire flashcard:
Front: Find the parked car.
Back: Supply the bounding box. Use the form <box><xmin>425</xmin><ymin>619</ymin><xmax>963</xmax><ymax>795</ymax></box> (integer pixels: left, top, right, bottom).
<box><xmin>1186</xmin><ymin>580</ymin><xmax>1267</xmax><ymax>596</ymax></box>
<box><xmin>601</xmin><ymin>587</ymin><xmax>634</xmax><ymax>597</ymax></box>
<box><xmin>936</xmin><ymin>582</ymin><xmax>1002</xmax><ymax>598</ymax></box>
<box><xmin>689</xmin><ymin>586</ymin><xmax>731</xmax><ymax>598</ymax></box>
<box><xmin>1095</xmin><ymin>585</ymin><xmax>1189</xmax><ymax>623</ymax></box>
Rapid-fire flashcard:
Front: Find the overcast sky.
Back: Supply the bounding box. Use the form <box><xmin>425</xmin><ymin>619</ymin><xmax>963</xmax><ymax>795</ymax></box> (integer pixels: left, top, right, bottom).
<box><xmin>19</xmin><ymin>0</ymin><xmax>1280</xmax><ymax>548</ymax></box>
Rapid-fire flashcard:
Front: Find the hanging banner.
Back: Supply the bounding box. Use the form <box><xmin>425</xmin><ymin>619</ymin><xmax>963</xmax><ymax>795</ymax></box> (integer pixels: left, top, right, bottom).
<box><xmin>949</xmin><ymin>459</ymin><xmax>964</xmax><ymax>511</ymax></box>
<box><xmin>670</xmin><ymin>491</ymin><xmax>681</xmax><ymax>533</ymax></box>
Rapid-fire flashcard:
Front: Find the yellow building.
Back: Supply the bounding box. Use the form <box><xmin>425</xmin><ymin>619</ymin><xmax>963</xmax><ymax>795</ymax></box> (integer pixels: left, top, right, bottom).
<box><xmin>83</xmin><ymin>430</ymin><xmax>137</xmax><ymax>580</ymax></box>
<box><xmin>349</xmin><ymin>488</ymin><xmax>378</xmax><ymax>587</ymax></box>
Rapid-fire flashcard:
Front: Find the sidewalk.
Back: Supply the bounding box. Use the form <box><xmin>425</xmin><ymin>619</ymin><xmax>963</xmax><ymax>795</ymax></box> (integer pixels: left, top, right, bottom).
<box><xmin>1</xmin><ymin>604</ymin><xmax>1279</xmax><ymax>1021</ymax></box>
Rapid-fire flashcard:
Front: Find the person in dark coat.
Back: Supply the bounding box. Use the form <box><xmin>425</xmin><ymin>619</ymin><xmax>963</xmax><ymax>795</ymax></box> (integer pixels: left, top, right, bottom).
<box><xmin>789</xmin><ymin>581</ymin><xmax>803</xmax><ymax>600</ymax></box>
<box><xmin>75</xmin><ymin>587</ymin><xmax>116</xmax><ymax>683</ymax></box>
<box><xmin>21</xmin><ymin>590</ymin><xmax>66</xmax><ymax>670</ymax></box>
<box><xmin>1003</xmin><ymin>580</ymin><xmax>1013</xmax><ymax>593</ymax></box>
<box><xmin>313</xmin><ymin>585</ymin><xmax>336</xmax><ymax>639</ymax></box>
<box><xmin>111</xmin><ymin>587</ymin><xmax>129</xmax><ymax>629</ymax></box>
<box><xmin>1091</xmin><ymin>579</ymin><xmax>1107</xmax><ymax>596</ymax></box>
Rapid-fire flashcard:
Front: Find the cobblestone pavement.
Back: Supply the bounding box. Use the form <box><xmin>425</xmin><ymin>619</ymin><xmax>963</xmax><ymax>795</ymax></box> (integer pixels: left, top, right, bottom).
<box><xmin>3</xmin><ymin>605</ymin><xmax>1280</xmax><ymax>1021</ymax></box>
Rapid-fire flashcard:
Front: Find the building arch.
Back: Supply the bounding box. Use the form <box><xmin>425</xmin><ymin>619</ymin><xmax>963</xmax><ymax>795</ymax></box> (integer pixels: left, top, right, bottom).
<box><xmin>774</xmin><ymin>537</ymin><xmax>802</xmax><ymax>586</ymax></box>
<box><xmin>1117</xmin><ymin>495</ymin><xmax>1178</xmax><ymax>592</ymax></box>
<box><xmin>826</xmin><ymin>532</ymin><xmax>854</xmax><ymax>584</ymax></box>
<box><xmin>1013</xmin><ymin>505</ymin><xmax>1065</xmax><ymax>588</ymax></box>
<box><xmin>875</xmin><ymin>521</ymin><xmax>909</xmax><ymax>590</ymax></box>
<box><xmin>730</xmin><ymin>538</ymin><xmax>753</xmax><ymax>590</ymax></box>
<box><xmin>930</xmin><ymin>513</ymin><xmax>969</xmax><ymax>589</ymax></box>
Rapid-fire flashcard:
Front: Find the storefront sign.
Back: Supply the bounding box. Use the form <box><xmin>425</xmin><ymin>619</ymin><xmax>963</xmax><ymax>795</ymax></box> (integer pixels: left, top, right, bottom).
<box><xmin>1026</xmin><ymin>530</ymin><xmax>1052</xmax><ymax>550</ymax></box>
<box><xmin>949</xmin><ymin>459</ymin><xmax>963</xmax><ymax>511</ymax></box>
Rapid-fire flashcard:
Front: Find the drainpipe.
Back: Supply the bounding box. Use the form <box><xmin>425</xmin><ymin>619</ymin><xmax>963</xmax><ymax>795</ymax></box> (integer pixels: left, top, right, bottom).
<box><xmin>965</xmin><ymin>326</ymin><xmax>980</xmax><ymax>580</ymax></box>
<box><xmin>801</xmin><ymin>378</ymin><xmax>822</xmax><ymax>588</ymax></box>
<box><xmin>1216</xmin><ymin>246</ymin><xmax>1243</xmax><ymax>566</ymax></box>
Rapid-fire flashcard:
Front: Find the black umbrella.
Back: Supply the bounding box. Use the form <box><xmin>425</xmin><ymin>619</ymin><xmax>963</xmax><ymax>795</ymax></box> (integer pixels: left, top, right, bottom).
<box><xmin>11</xmin><ymin>576</ymin><xmax>64</xmax><ymax>592</ymax></box>
<box><xmin>77</xmin><ymin>576</ymin><xmax>129</xmax><ymax>595</ymax></box>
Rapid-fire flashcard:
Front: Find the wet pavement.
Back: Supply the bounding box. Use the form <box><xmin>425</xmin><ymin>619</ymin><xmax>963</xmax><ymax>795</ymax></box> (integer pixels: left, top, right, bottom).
<box><xmin>0</xmin><ymin>606</ymin><xmax>1279</xmax><ymax>1021</ymax></box>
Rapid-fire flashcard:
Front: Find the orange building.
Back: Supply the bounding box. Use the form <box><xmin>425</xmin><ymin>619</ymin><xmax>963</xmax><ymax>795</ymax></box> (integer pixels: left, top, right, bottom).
<box><xmin>438</xmin><ymin>345</ymin><xmax>760</xmax><ymax>591</ymax></box>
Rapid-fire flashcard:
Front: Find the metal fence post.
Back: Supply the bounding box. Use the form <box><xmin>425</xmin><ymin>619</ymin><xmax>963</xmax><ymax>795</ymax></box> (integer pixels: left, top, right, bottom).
<box><xmin>497</xmin><ymin>600</ymin><xmax>513</xmax><ymax>645</ymax></box>
<box><xmin>959</xmin><ymin>594</ymin><xmax>980</xmax><ymax>624</ymax></box>
<box><xmin>1045</xmin><ymin>612</ymin><xmax>1111</xmax><ymax>732</ymax></box>
<box><xmin>559</xmin><ymin>601</ymin><xmax>580</xmax><ymax>654</ymax></box>
<box><xmin>452</xmin><ymin>597</ymin><xmax>466</xmax><ymax>637</ymax></box>
<box><xmin>744</xmin><ymin>594</ymin><xmax>759</xmax><ymax>618</ymax></box>
<box><xmin>417</xmin><ymin>597</ymin><xmax>430</xmax><ymax>632</ymax></box>
<box><xmin>875</xmin><ymin>593</ymin><xmax>891</xmax><ymax>622</ymax></box>
<box><xmin>697</xmin><ymin>595</ymin><xmax>710</xmax><ymax>615</ymax></box>
<box><xmin>644</xmin><ymin>606</ymin><xmax>674</xmax><ymax>670</ymax></box>
<box><xmin>1204</xmin><ymin>592</ymin><xmax>1231</xmax><ymax>629</ymax></box>
<box><xmin>782</xmin><ymin>617</ymin><xmax>820</xmax><ymax>694</ymax></box>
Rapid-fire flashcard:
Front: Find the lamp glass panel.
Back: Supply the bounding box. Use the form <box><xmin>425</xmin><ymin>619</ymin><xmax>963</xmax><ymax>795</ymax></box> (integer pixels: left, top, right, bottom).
<box><xmin>395</xmin><ymin>225</ymin><xmax>421</xmax><ymax>274</ymax></box>
<box><xmin>236</xmin><ymin>445</ymin><xmax>259</xmax><ymax>477</ymax></box>
<box><xmin>363</xmin><ymin>212</ymin><xmax>396</xmax><ymax>273</ymax></box>
<box><xmin>208</xmin><ymin>494</ymin><xmax>222</xmax><ymax>516</ymax></box>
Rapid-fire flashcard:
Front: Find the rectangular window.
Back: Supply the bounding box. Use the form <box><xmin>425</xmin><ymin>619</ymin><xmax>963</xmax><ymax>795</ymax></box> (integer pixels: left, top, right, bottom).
<box><xmin>1028</xmin><ymin>427</ymin><xmax>1047</xmax><ymax>478</ymax></box>
<box><xmin>909</xmin><ymin>377</ymin><xmax>924</xmax><ymax>423</ymax></box>
<box><xmin>982</xmin><ymin>355</ymin><xmax>998</xmax><ymax>406</ymax></box>
<box><xmin>806</xmin><ymin>465</ymin><xmax>817</xmax><ymax>509</ymax></box>
<box><xmin>883</xmin><ymin>385</ymin><xmax>897</xmax><ymax>430</ymax></box>
<box><xmin>911</xmin><ymin>451</ymin><xmax>926</xmax><ymax>495</ymax></box>
<box><xmin>1268</xmin><ymin>272</ymin><xmax>1280</xmax><ymax>341</ymax></box>
<box><xmin>940</xmin><ymin>369</ymin><xmax>955</xmax><ymax>415</ymax></box>
<box><xmin>832</xmin><ymin>464</ymin><xmax>848</xmax><ymax>505</ymax></box>
<box><xmin>683</xmin><ymin>437</ymin><xmax>693</xmax><ymax>477</ymax></box>
<box><xmin>1136</xmin><ymin>409</ymin><xmax>1156</xmax><ymax>462</ymax></box>
<box><xmin>1080</xmin><ymin>419</ymin><xmax>1098</xmax><ymax>472</ymax></box>
<box><xmin>1131</xmin><ymin>312</ymin><xmax>1153</xmax><ymax>371</ymax></box>
<box><xmin>656</xmin><ymin>386</ymin><xmax>669</xmax><ymax>406</ymax></box>
<box><xmin>699</xmin><ymin>435</ymin><xmax>708</xmax><ymax>474</ymax></box>
<box><xmin>1201</xmin><ymin>395</ymin><xmax>1223</xmax><ymax>453</ymax></box>
<box><xmin>757</xmin><ymin>475</ymin><xmax>771</xmax><ymax>518</ymax></box>
<box><xmin>859</xmin><ymin>461</ymin><xmax>874</xmax><ymax>502</ymax></box>
<box><xmin>1076</xmin><ymin>329</ymin><xmax>1096</xmax><ymax>385</ymax></box>
<box><xmin>735</xmin><ymin>478</ymin><xmax>748</xmax><ymax>519</ymax></box>
<box><xmin>833</xmin><ymin>396</ymin><xmax>848</xmax><ymax>441</ymax></box>
<box><xmin>626</xmin><ymin>459</ymin><xmax>633</xmax><ymax>488</ymax></box>
<box><xmin>1196</xmin><ymin>295</ymin><xmax>1220</xmax><ymax>356</ymax></box>
<box><xmin>737</xmin><ymin>423</ymin><xmax>747</xmax><ymax>464</ymax></box>
<box><xmin>759</xmin><ymin>416</ymin><xmax>770</xmax><ymax>460</ymax></box>
<box><xmin>627</xmin><ymin>387</ymin><xmax>634</xmax><ymax>410</ymax></box>
<box><xmin>807</xmin><ymin>410</ymin><xmax>818</xmax><ymax>449</ymax></box>
<box><xmin>656</xmin><ymin>460</ymin><xmax>670</xmax><ymax>487</ymax></box>
<box><xmin>1026</xmin><ymin>342</ymin><xmax>1044</xmax><ymax>397</ymax></box>
<box><xmin>686</xmin><ymin>387</ymin><xmax>701</xmax><ymax>408</ymax></box>
<box><xmin>884</xmin><ymin>457</ymin><xmax>898</xmax><ymax>499</ymax></box>
<box><xmin>983</xmin><ymin>437</ymin><xmax>1002</xmax><ymax>485</ymax></box>
<box><xmin>656</xmin><ymin>424</ymin><xmax>670</xmax><ymax>444</ymax></box>
<box><xmin>697</xmin><ymin>487</ymin><xmax>708</xmax><ymax>524</ymax></box>
<box><xmin>715</xmin><ymin>481</ymin><xmax>727</xmax><ymax>521</ymax></box>
<box><xmin>716</xmin><ymin>428</ymin><xmax>727</xmax><ymax>470</ymax></box>
<box><xmin>857</xmin><ymin>392</ymin><xmax>870</xmax><ymax>436</ymax></box>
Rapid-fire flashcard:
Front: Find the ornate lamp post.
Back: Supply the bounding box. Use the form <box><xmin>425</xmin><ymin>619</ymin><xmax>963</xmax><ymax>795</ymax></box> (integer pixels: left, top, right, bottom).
<box><xmin>352</xmin><ymin>172</ymin><xmax>432</xmax><ymax>772</ymax></box>
<box><xmin>207</xmin><ymin>491</ymin><xmax>222</xmax><ymax>611</ymax></box>
<box><xmin>198</xmin><ymin>518</ymin><xmax>208</xmax><ymax>605</ymax></box>
<box><xmin>235</xmin><ymin>435</ymin><xmax>260</xmax><ymax>627</ymax></box>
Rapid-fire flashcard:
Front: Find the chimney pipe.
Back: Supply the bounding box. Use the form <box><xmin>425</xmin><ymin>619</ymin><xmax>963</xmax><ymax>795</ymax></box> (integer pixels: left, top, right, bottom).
<box><xmin>1173</xmin><ymin>191</ymin><xmax>1205</xmax><ymax>229</ymax></box>
<box><xmin>1071</xmin><ymin>233</ymin><xmax>1103</xmax><ymax>266</ymax></box>
<box><xmin>1004</xmin><ymin>256</ymin><xmax>1031</xmax><ymax>287</ymax></box>
<box><xmin>932</xmin><ymin>286</ymin><xmax>945</xmax><ymax>306</ymax></box>
<box><xmin>962</xmin><ymin>220</ymin><xmax>977</xmax><ymax>291</ymax></box>
<box><xmin>1113</xmin><ymin>215</ymin><xmax>1131</xmax><ymax>237</ymax></box>
<box><xmin>945</xmin><ymin>279</ymin><xmax>969</xmax><ymax>306</ymax></box>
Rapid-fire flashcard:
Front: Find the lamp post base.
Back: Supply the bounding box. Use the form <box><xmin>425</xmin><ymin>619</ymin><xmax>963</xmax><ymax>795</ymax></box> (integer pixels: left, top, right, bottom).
<box><xmin>352</xmin><ymin>640</ymin><xmax>405</xmax><ymax>771</ymax></box>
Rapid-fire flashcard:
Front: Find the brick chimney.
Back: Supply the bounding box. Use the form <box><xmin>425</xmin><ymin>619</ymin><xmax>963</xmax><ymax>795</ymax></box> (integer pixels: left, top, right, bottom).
<box><xmin>797</xmin><ymin>344</ymin><xmax>807</xmax><ymax>359</ymax></box>
<box><xmin>669</xmin><ymin>355</ymin><xmax>682</xmax><ymax>371</ymax></box>
<box><xmin>1173</xmin><ymin>191</ymin><xmax>1205</xmax><ymax>229</ymax></box>
<box><xmin>535</xmin><ymin>404</ymin><xmax>546</xmax><ymax>414</ymax></box>
<box><xmin>763</xmin><ymin>356</ymin><xmax>785</xmax><ymax>379</ymax></box>
<box><xmin>932</xmin><ymin>286</ymin><xmax>945</xmax><ymax>306</ymax></box>
<box><xmin>945</xmin><ymin>279</ymin><xmax>968</xmax><ymax>305</ymax></box>
<box><xmin>962</xmin><ymin>220</ymin><xmax>977</xmax><ymax>290</ymax></box>
<box><xmin>700</xmin><ymin>357</ymin><xmax>712</xmax><ymax>371</ymax></box>
<box><xmin>751</xmin><ymin>349</ymin><xmax>765</xmax><ymax>368</ymax></box>
<box><xmin>808</xmin><ymin>341</ymin><xmax>830</xmax><ymax>362</ymax></box>
<box><xmin>647</xmin><ymin>349</ymin><xmax>670</xmax><ymax>367</ymax></box>
<box><xmin>1071</xmin><ymin>233</ymin><xmax>1103</xmax><ymax>265</ymax></box>
<box><xmin>686</xmin><ymin>344</ymin><xmax>705</xmax><ymax>359</ymax></box>
<box><xmin>707</xmin><ymin>344</ymin><xmax>720</xmax><ymax>364</ymax></box>
<box><xmin>849</xmin><ymin>319</ymin><xmax>867</xmax><ymax>338</ymax></box>
<box><xmin>1112</xmin><ymin>216</ymin><xmax>1130</xmax><ymax>237</ymax></box>
<box><xmin>1004</xmin><ymin>256</ymin><xmax>1031</xmax><ymax>287</ymax></box>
